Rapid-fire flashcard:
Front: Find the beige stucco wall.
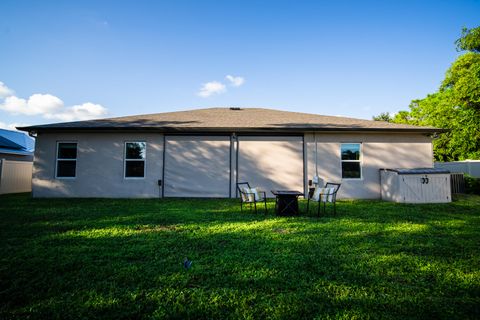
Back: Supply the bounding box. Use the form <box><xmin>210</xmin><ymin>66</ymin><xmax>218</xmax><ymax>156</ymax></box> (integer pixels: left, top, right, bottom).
<box><xmin>305</xmin><ymin>133</ymin><xmax>433</xmax><ymax>199</ymax></box>
<box><xmin>164</xmin><ymin>136</ymin><xmax>231</xmax><ymax>197</ymax></box>
<box><xmin>237</xmin><ymin>136</ymin><xmax>304</xmax><ymax>197</ymax></box>
<box><xmin>32</xmin><ymin>132</ymin><xmax>164</xmax><ymax>198</ymax></box>
<box><xmin>32</xmin><ymin>131</ymin><xmax>433</xmax><ymax>199</ymax></box>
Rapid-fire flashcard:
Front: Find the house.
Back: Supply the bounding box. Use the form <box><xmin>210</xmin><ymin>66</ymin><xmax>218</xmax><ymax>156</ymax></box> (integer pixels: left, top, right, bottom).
<box><xmin>0</xmin><ymin>129</ymin><xmax>35</xmax><ymax>161</ymax></box>
<box><xmin>17</xmin><ymin>107</ymin><xmax>442</xmax><ymax>199</ymax></box>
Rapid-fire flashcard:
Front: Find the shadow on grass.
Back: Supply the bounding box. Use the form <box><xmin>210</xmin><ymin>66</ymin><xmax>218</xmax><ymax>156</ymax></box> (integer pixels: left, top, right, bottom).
<box><xmin>0</xmin><ymin>193</ymin><xmax>479</xmax><ymax>319</ymax></box>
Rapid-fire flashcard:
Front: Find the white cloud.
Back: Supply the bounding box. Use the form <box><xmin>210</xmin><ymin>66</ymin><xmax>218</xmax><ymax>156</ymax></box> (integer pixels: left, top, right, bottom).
<box><xmin>0</xmin><ymin>82</ymin><xmax>15</xmax><ymax>98</ymax></box>
<box><xmin>29</xmin><ymin>94</ymin><xmax>64</xmax><ymax>115</ymax></box>
<box><xmin>44</xmin><ymin>103</ymin><xmax>107</xmax><ymax>121</ymax></box>
<box><xmin>197</xmin><ymin>81</ymin><xmax>226</xmax><ymax>98</ymax></box>
<box><xmin>0</xmin><ymin>93</ymin><xmax>63</xmax><ymax>116</ymax></box>
<box><xmin>0</xmin><ymin>81</ymin><xmax>108</xmax><ymax>122</ymax></box>
<box><xmin>0</xmin><ymin>96</ymin><xmax>28</xmax><ymax>113</ymax></box>
<box><xmin>225</xmin><ymin>75</ymin><xmax>245</xmax><ymax>87</ymax></box>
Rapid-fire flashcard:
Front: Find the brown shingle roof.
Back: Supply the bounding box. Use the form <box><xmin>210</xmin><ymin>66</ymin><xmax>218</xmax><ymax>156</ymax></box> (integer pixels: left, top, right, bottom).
<box><xmin>17</xmin><ymin>107</ymin><xmax>443</xmax><ymax>133</ymax></box>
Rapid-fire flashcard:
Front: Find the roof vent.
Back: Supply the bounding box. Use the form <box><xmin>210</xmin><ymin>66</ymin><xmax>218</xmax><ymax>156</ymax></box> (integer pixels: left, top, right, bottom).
<box><xmin>229</xmin><ymin>107</ymin><xmax>242</xmax><ymax>111</ymax></box>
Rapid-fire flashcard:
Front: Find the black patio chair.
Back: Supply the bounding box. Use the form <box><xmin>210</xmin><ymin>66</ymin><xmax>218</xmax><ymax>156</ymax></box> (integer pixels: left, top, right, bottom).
<box><xmin>306</xmin><ymin>182</ymin><xmax>341</xmax><ymax>216</ymax></box>
<box><xmin>236</xmin><ymin>182</ymin><xmax>268</xmax><ymax>214</ymax></box>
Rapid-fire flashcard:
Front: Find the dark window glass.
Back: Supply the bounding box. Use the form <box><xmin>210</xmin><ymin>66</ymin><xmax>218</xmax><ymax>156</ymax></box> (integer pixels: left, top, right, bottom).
<box><xmin>341</xmin><ymin>144</ymin><xmax>360</xmax><ymax>160</ymax></box>
<box><xmin>126</xmin><ymin>142</ymin><xmax>146</xmax><ymax>159</ymax></box>
<box><xmin>58</xmin><ymin>143</ymin><xmax>77</xmax><ymax>159</ymax></box>
<box><xmin>125</xmin><ymin>161</ymin><xmax>145</xmax><ymax>177</ymax></box>
<box><xmin>342</xmin><ymin>162</ymin><xmax>361</xmax><ymax>179</ymax></box>
<box><xmin>57</xmin><ymin>160</ymin><xmax>76</xmax><ymax>177</ymax></box>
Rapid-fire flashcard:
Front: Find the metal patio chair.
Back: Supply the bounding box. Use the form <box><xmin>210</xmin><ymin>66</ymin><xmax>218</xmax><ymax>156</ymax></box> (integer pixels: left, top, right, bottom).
<box><xmin>236</xmin><ymin>182</ymin><xmax>268</xmax><ymax>214</ymax></box>
<box><xmin>306</xmin><ymin>182</ymin><xmax>341</xmax><ymax>216</ymax></box>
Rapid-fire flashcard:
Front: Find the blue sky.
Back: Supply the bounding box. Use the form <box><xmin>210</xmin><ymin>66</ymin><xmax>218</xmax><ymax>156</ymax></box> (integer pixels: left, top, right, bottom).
<box><xmin>0</xmin><ymin>0</ymin><xmax>479</xmax><ymax>129</ymax></box>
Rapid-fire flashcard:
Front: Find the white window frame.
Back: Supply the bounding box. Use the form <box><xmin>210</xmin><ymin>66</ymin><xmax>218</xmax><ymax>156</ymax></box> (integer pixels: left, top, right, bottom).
<box><xmin>55</xmin><ymin>141</ymin><xmax>78</xmax><ymax>179</ymax></box>
<box><xmin>124</xmin><ymin>141</ymin><xmax>146</xmax><ymax>179</ymax></box>
<box><xmin>340</xmin><ymin>143</ymin><xmax>363</xmax><ymax>180</ymax></box>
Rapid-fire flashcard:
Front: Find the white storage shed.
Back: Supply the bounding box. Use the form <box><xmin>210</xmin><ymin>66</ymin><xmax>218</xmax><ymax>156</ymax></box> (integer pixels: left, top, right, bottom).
<box><xmin>380</xmin><ymin>168</ymin><xmax>451</xmax><ymax>203</ymax></box>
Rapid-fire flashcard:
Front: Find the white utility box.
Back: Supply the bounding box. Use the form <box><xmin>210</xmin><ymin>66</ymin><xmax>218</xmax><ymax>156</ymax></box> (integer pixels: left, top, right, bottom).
<box><xmin>380</xmin><ymin>168</ymin><xmax>451</xmax><ymax>203</ymax></box>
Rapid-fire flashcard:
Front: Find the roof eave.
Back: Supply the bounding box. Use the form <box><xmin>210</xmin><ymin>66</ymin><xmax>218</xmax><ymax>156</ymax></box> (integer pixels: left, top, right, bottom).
<box><xmin>0</xmin><ymin>148</ymin><xmax>34</xmax><ymax>156</ymax></box>
<box><xmin>17</xmin><ymin>126</ymin><xmax>447</xmax><ymax>134</ymax></box>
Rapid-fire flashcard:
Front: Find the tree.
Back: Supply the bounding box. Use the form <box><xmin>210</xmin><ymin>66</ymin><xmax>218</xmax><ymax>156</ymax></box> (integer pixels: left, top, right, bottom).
<box><xmin>372</xmin><ymin>112</ymin><xmax>392</xmax><ymax>122</ymax></box>
<box><xmin>455</xmin><ymin>26</ymin><xmax>480</xmax><ymax>53</ymax></box>
<box><xmin>373</xmin><ymin>26</ymin><xmax>480</xmax><ymax>161</ymax></box>
<box><xmin>441</xmin><ymin>52</ymin><xmax>480</xmax><ymax>111</ymax></box>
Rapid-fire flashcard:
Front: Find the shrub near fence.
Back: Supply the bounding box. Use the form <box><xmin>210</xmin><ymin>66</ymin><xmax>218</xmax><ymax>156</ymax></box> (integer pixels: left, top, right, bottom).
<box><xmin>0</xmin><ymin>159</ymin><xmax>33</xmax><ymax>194</ymax></box>
<box><xmin>464</xmin><ymin>174</ymin><xmax>480</xmax><ymax>195</ymax></box>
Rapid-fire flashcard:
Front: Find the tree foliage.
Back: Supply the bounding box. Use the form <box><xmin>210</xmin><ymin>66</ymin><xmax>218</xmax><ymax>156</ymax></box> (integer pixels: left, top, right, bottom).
<box><xmin>374</xmin><ymin>27</ymin><xmax>480</xmax><ymax>161</ymax></box>
<box><xmin>372</xmin><ymin>112</ymin><xmax>392</xmax><ymax>122</ymax></box>
<box><xmin>441</xmin><ymin>52</ymin><xmax>480</xmax><ymax>110</ymax></box>
<box><xmin>455</xmin><ymin>26</ymin><xmax>480</xmax><ymax>53</ymax></box>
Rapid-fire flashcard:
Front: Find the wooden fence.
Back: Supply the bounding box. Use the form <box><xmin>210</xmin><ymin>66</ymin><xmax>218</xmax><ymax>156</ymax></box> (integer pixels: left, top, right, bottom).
<box><xmin>0</xmin><ymin>159</ymin><xmax>33</xmax><ymax>194</ymax></box>
<box><xmin>450</xmin><ymin>173</ymin><xmax>465</xmax><ymax>195</ymax></box>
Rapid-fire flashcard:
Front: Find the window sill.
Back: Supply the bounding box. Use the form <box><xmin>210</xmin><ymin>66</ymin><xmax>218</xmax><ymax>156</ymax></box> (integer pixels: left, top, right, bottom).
<box><xmin>341</xmin><ymin>178</ymin><xmax>363</xmax><ymax>181</ymax></box>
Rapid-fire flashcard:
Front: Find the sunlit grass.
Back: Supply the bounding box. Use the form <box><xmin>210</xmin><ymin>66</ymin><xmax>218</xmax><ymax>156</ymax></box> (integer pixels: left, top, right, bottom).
<box><xmin>0</xmin><ymin>193</ymin><xmax>479</xmax><ymax>319</ymax></box>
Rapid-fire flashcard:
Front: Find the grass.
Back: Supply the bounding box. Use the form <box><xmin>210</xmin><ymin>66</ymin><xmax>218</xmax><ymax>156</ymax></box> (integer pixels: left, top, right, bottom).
<box><xmin>0</xmin><ymin>193</ymin><xmax>479</xmax><ymax>319</ymax></box>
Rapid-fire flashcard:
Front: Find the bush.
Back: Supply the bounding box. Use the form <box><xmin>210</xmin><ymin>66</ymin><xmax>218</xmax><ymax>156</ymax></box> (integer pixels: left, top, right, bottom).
<box><xmin>464</xmin><ymin>174</ymin><xmax>480</xmax><ymax>194</ymax></box>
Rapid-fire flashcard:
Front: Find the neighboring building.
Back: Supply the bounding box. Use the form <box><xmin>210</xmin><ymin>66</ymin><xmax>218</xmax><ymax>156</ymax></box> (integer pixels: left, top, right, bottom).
<box><xmin>0</xmin><ymin>129</ymin><xmax>35</xmax><ymax>194</ymax></box>
<box><xmin>0</xmin><ymin>129</ymin><xmax>35</xmax><ymax>161</ymax></box>
<box><xmin>18</xmin><ymin>108</ymin><xmax>442</xmax><ymax>199</ymax></box>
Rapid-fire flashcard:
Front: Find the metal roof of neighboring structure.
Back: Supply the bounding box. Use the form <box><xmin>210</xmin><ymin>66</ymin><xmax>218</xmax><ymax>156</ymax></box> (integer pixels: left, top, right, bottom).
<box><xmin>17</xmin><ymin>107</ymin><xmax>444</xmax><ymax>133</ymax></box>
<box><xmin>0</xmin><ymin>129</ymin><xmax>35</xmax><ymax>154</ymax></box>
<box><xmin>0</xmin><ymin>147</ymin><xmax>34</xmax><ymax>156</ymax></box>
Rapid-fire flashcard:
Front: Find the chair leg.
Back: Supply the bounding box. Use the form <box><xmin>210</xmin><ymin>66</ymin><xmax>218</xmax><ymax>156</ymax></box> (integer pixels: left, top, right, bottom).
<box><xmin>254</xmin><ymin>201</ymin><xmax>257</xmax><ymax>214</ymax></box>
<box><xmin>264</xmin><ymin>199</ymin><xmax>268</xmax><ymax>214</ymax></box>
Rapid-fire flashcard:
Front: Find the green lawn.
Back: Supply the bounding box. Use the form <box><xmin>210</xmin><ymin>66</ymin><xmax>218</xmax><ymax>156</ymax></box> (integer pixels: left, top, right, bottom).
<box><xmin>0</xmin><ymin>194</ymin><xmax>479</xmax><ymax>319</ymax></box>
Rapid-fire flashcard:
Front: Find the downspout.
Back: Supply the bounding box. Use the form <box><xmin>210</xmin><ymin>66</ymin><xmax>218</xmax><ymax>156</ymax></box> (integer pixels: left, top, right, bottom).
<box><xmin>313</xmin><ymin>133</ymin><xmax>320</xmax><ymax>186</ymax></box>
<box><xmin>315</xmin><ymin>133</ymin><xmax>318</xmax><ymax>176</ymax></box>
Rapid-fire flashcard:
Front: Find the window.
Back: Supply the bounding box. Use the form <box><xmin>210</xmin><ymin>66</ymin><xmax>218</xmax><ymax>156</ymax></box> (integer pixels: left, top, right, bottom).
<box><xmin>341</xmin><ymin>143</ymin><xmax>361</xmax><ymax>179</ymax></box>
<box><xmin>56</xmin><ymin>142</ymin><xmax>77</xmax><ymax>178</ymax></box>
<box><xmin>125</xmin><ymin>142</ymin><xmax>146</xmax><ymax>178</ymax></box>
